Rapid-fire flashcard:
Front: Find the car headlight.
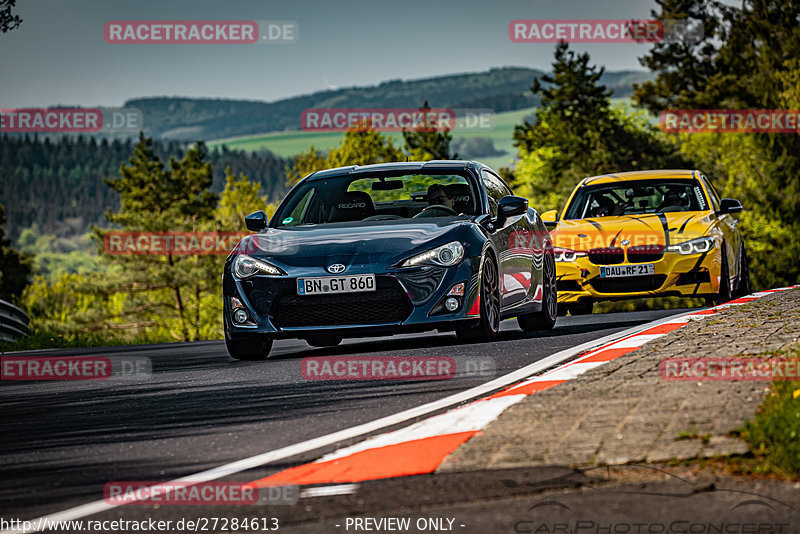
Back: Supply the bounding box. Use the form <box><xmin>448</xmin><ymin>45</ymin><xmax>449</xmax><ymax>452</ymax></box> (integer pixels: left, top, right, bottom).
<box><xmin>233</xmin><ymin>254</ymin><xmax>285</xmax><ymax>278</ymax></box>
<box><xmin>402</xmin><ymin>241</ymin><xmax>464</xmax><ymax>267</ymax></box>
<box><xmin>554</xmin><ymin>248</ymin><xmax>587</xmax><ymax>262</ymax></box>
<box><xmin>667</xmin><ymin>237</ymin><xmax>715</xmax><ymax>255</ymax></box>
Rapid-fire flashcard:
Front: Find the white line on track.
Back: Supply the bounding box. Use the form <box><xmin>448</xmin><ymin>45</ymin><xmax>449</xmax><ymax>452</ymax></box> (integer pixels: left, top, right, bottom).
<box><xmin>3</xmin><ymin>310</ymin><xmax>696</xmax><ymax>534</ymax></box>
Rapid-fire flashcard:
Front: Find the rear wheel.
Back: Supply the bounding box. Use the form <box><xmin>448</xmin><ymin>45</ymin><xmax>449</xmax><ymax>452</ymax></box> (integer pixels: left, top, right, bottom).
<box><xmin>518</xmin><ymin>251</ymin><xmax>557</xmax><ymax>331</ymax></box>
<box><xmin>306</xmin><ymin>335</ymin><xmax>343</xmax><ymax>347</ymax></box>
<box><xmin>734</xmin><ymin>245</ymin><xmax>751</xmax><ymax>297</ymax></box>
<box><xmin>225</xmin><ymin>335</ymin><xmax>273</xmax><ymax>361</ymax></box>
<box><xmin>456</xmin><ymin>253</ymin><xmax>500</xmax><ymax>340</ymax></box>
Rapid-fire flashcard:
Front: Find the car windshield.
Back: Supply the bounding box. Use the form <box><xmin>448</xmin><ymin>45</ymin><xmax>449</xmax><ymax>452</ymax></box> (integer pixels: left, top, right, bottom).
<box><xmin>563</xmin><ymin>179</ymin><xmax>709</xmax><ymax>219</ymax></box>
<box><xmin>272</xmin><ymin>172</ymin><xmax>478</xmax><ymax>227</ymax></box>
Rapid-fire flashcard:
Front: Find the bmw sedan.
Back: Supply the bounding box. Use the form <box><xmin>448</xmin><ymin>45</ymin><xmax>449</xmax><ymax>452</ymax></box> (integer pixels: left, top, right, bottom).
<box><xmin>223</xmin><ymin>160</ymin><xmax>556</xmax><ymax>360</ymax></box>
<box><xmin>541</xmin><ymin>169</ymin><xmax>750</xmax><ymax>315</ymax></box>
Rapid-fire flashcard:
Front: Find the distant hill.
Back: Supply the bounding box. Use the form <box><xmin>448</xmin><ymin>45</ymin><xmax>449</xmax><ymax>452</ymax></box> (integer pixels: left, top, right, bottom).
<box><xmin>125</xmin><ymin>67</ymin><xmax>653</xmax><ymax>142</ymax></box>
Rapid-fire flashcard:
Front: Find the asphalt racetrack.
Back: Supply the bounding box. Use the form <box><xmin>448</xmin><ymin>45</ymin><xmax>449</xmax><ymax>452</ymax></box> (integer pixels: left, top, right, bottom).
<box><xmin>0</xmin><ymin>309</ymin><xmax>690</xmax><ymax>526</ymax></box>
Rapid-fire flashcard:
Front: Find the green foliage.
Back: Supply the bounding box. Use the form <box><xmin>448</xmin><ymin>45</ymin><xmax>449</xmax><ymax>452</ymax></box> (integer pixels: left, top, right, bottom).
<box><xmin>216</xmin><ymin>167</ymin><xmax>278</xmax><ymax>231</ymax></box>
<box><xmin>286</xmin><ymin>124</ymin><xmax>404</xmax><ymax>186</ymax></box>
<box><xmin>742</xmin><ymin>350</ymin><xmax>800</xmax><ymax>477</ymax></box>
<box><xmin>128</xmin><ymin>68</ymin><xmax>651</xmax><ymax>140</ymax></box>
<box><xmin>402</xmin><ymin>101</ymin><xmax>456</xmax><ymax>161</ymax></box>
<box><xmin>511</xmin><ymin>43</ymin><xmax>687</xmax><ymax>214</ymax></box>
<box><xmin>17</xmin><ymin>224</ymin><xmax>102</xmax><ymax>280</ymax></box>
<box><xmin>0</xmin><ymin>204</ymin><xmax>32</xmax><ymax>301</ymax></box>
<box><xmin>0</xmin><ymin>135</ymin><xmax>287</xmax><ymax>243</ymax></box>
<box><xmin>0</xmin><ymin>0</ymin><xmax>22</xmax><ymax>33</ymax></box>
<box><xmin>16</xmin><ymin>139</ymin><xmax>275</xmax><ymax>346</ymax></box>
<box><xmin>635</xmin><ymin>0</ymin><xmax>800</xmax><ymax>288</ymax></box>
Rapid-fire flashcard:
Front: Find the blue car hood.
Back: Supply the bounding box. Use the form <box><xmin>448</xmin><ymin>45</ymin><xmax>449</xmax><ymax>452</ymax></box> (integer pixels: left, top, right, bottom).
<box><xmin>236</xmin><ymin>220</ymin><xmax>473</xmax><ymax>268</ymax></box>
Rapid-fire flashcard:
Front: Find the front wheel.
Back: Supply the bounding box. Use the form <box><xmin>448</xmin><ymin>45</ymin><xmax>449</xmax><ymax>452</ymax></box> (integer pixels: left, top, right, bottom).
<box><xmin>706</xmin><ymin>244</ymin><xmax>733</xmax><ymax>306</ymax></box>
<box><xmin>226</xmin><ymin>335</ymin><xmax>273</xmax><ymax>361</ymax></box>
<box><xmin>518</xmin><ymin>251</ymin><xmax>557</xmax><ymax>332</ymax></box>
<box><xmin>734</xmin><ymin>245</ymin><xmax>751</xmax><ymax>297</ymax></box>
<box><xmin>456</xmin><ymin>253</ymin><xmax>500</xmax><ymax>340</ymax></box>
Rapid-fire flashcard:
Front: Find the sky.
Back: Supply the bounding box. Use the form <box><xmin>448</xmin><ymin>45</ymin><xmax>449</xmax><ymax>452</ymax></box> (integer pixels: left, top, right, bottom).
<box><xmin>0</xmin><ymin>0</ymin><xmax>674</xmax><ymax>107</ymax></box>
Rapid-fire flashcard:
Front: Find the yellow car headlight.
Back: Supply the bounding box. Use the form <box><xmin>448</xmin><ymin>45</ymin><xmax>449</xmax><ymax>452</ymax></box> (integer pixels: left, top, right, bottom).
<box><xmin>667</xmin><ymin>237</ymin><xmax>715</xmax><ymax>255</ymax></box>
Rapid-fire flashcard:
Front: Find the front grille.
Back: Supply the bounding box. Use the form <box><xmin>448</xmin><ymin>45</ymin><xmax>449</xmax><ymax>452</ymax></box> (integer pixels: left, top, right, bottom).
<box><xmin>271</xmin><ymin>280</ymin><xmax>412</xmax><ymax>328</ymax></box>
<box><xmin>557</xmin><ymin>279</ymin><xmax>582</xmax><ymax>292</ymax></box>
<box><xmin>589</xmin><ymin>275</ymin><xmax>667</xmax><ymax>293</ymax></box>
<box><xmin>627</xmin><ymin>245</ymin><xmax>664</xmax><ymax>263</ymax></box>
<box><xmin>588</xmin><ymin>247</ymin><xmax>624</xmax><ymax>265</ymax></box>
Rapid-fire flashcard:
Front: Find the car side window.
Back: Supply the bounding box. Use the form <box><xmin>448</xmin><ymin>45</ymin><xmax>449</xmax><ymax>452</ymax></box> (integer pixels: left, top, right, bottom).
<box><xmin>699</xmin><ymin>176</ymin><xmax>720</xmax><ymax>212</ymax></box>
<box><xmin>481</xmin><ymin>170</ymin><xmax>510</xmax><ymax>217</ymax></box>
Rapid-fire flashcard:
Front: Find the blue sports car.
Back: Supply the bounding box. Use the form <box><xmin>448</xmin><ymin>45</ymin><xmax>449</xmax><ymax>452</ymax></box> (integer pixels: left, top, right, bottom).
<box><xmin>222</xmin><ymin>161</ymin><xmax>557</xmax><ymax>360</ymax></box>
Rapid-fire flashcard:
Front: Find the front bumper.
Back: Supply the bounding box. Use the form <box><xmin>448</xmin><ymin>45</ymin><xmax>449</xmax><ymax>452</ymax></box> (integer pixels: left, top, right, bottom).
<box><xmin>555</xmin><ymin>249</ymin><xmax>721</xmax><ymax>304</ymax></box>
<box><xmin>223</xmin><ymin>257</ymin><xmax>481</xmax><ymax>338</ymax></box>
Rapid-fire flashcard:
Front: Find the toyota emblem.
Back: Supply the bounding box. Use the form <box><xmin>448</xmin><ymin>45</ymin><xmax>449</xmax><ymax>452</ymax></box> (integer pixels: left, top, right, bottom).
<box><xmin>327</xmin><ymin>264</ymin><xmax>346</xmax><ymax>274</ymax></box>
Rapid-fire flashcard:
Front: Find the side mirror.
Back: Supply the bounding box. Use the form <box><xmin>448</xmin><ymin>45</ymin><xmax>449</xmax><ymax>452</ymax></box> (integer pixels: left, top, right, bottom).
<box><xmin>245</xmin><ymin>211</ymin><xmax>268</xmax><ymax>232</ymax></box>
<box><xmin>719</xmin><ymin>198</ymin><xmax>743</xmax><ymax>215</ymax></box>
<box><xmin>540</xmin><ymin>209</ymin><xmax>558</xmax><ymax>230</ymax></box>
<box><xmin>498</xmin><ymin>195</ymin><xmax>528</xmax><ymax>217</ymax></box>
<box><xmin>493</xmin><ymin>196</ymin><xmax>528</xmax><ymax>228</ymax></box>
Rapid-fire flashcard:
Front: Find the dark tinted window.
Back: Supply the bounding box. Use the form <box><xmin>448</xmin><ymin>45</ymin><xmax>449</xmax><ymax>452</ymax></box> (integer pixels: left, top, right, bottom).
<box><xmin>564</xmin><ymin>179</ymin><xmax>710</xmax><ymax>219</ymax></box>
<box><xmin>482</xmin><ymin>170</ymin><xmax>512</xmax><ymax>217</ymax></box>
<box><xmin>272</xmin><ymin>173</ymin><xmax>477</xmax><ymax>226</ymax></box>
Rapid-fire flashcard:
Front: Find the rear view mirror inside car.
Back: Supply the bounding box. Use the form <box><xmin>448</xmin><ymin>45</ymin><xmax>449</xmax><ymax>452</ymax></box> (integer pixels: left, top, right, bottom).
<box><xmin>372</xmin><ymin>179</ymin><xmax>404</xmax><ymax>190</ymax></box>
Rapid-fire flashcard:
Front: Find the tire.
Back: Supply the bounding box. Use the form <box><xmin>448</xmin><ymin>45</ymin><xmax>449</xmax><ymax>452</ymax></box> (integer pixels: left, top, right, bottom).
<box><xmin>734</xmin><ymin>245</ymin><xmax>752</xmax><ymax>297</ymax></box>
<box><xmin>707</xmin><ymin>244</ymin><xmax>733</xmax><ymax>306</ymax></box>
<box><xmin>306</xmin><ymin>335</ymin><xmax>343</xmax><ymax>347</ymax></box>
<box><xmin>568</xmin><ymin>298</ymin><xmax>593</xmax><ymax>316</ymax></box>
<box><xmin>225</xmin><ymin>335</ymin><xmax>273</xmax><ymax>360</ymax></box>
<box><xmin>456</xmin><ymin>253</ymin><xmax>500</xmax><ymax>340</ymax></box>
<box><xmin>518</xmin><ymin>251</ymin><xmax>557</xmax><ymax>331</ymax></box>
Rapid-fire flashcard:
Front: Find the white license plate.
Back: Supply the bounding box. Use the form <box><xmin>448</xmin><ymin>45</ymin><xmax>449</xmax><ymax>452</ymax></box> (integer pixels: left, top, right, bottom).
<box><xmin>600</xmin><ymin>264</ymin><xmax>655</xmax><ymax>278</ymax></box>
<box><xmin>297</xmin><ymin>274</ymin><xmax>376</xmax><ymax>295</ymax></box>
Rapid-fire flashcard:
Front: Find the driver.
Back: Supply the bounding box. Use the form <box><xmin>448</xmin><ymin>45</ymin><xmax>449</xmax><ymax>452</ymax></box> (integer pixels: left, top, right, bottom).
<box><xmin>426</xmin><ymin>184</ymin><xmax>455</xmax><ymax>210</ymax></box>
<box><xmin>591</xmin><ymin>195</ymin><xmax>616</xmax><ymax>217</ymax></box>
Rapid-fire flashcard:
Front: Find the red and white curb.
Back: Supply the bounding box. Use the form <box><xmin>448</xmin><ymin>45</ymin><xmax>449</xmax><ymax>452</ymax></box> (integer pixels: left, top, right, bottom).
<box><xmin>6</xmin><ymin>286</ymin><xmax>797</xmax><ymax>534</ymax></box>
<box><xmin>251</xmin><ymin>286</ymin><xmax>799</xmax><ymax>488</ymax></box>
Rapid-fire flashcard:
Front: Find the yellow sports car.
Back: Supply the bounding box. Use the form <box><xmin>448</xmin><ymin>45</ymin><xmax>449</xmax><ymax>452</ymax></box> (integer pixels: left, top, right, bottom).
<box><xmin>541</xmin><ymin>170</ymin><xmax>750</xmax><ymax>315</ymax></box>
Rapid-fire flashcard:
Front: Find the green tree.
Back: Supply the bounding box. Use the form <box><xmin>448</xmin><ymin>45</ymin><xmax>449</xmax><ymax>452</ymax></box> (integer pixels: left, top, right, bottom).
<box><xmin>0</xmin><ymin>0</ymin><xmax>22</xmax><ymax>33</ymax></box>
<box><xmin>90</xmin><ymin>134</ymin><xmax>219</xmax><ymax>342</ymax></box>
<box><xmin>635</xmin><ymin>0</ymin><xmax>800</xmax><ymax>288</ymax></box>
<box><xmin>286</xmin><ymin>122</ymin><xmax>404</xmax><ymax>186</ymax></box>
<box><xmin>0</xmin><ymin>204</ymin><xmax>32</xmax><ymax>301</ymax></box>
<box><xmin>402</xmin><ymin>100</ymin><xmax>456</xmax><ymax>161</ymax></box>
<box><xmin>511</xmin><ymin>42</ymin><xmax>686</xmax><ymax>212</ymax></box>
<box><xmin>216</xmin><ymin>167</ymin><xmax>278</xmax><ymax>230</ymax></box>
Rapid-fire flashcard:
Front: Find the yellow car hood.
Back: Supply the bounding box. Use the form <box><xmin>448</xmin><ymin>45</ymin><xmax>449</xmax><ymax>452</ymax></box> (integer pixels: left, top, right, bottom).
<box><xmin>551</xmin><ymin>212</ymin><xmax>713</xmax><ymax>251</ymax></box>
